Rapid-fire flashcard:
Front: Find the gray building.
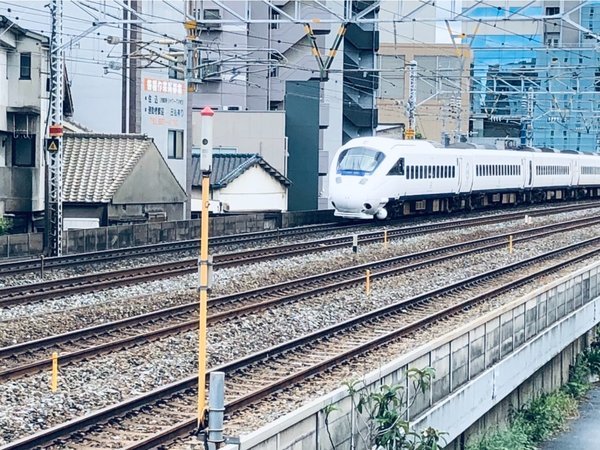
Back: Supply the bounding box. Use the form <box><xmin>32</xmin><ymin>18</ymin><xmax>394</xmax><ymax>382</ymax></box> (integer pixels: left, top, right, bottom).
<box><xmin>0</xmin><ymin>16</ymin><xmax>50</xmax><ymax>232</ymax></box>
<box><xmin>62</xmin><ymin>133</ymin><xmax>186</xmax><ymax>227</ymax></box>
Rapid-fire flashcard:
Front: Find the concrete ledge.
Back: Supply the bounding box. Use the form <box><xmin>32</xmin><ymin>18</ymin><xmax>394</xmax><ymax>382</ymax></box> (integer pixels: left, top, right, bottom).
<box><xmin>412</xmin><ymin>296</ymin><xmax>599</xmax><ymax>443</ymax></box>
<box><xmin>222</xmin><ymin>261</ymin><xmax>600</xmax><ymax>450</ymax></box>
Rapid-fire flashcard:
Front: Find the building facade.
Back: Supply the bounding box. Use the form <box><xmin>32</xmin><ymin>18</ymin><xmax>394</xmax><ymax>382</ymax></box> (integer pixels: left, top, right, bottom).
<box><xmin>0</xmin><ymin>16</ymin><xmax>50</xmax><ymax>232</ymax></box>
<box><xmin>377</xmin><ymin>43</ymin><xmax>471</xmax><ymax>143</ymax></box>
<box><xmin>463</xmin><ymin>0</ymin><xmax>600</xmax><ymax>151</ymax></box>
<box><xmin>379</xmin><ymin>1</ymin><xmax>600</xmax><ymax>152</ymax></box>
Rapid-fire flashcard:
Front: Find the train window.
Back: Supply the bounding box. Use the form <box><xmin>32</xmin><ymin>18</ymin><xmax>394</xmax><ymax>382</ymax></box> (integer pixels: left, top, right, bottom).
<box><xmin>419</xmin><ymin>166</ymin><xmax>423</xmax><ymax>179</ymax></box>
<box><xmin>336</xmin><ymin>147</ymin><xmax>385</xmax><ymax>176</ymax></box>
<box><xmin>452</xmin><ymin>166</ymin><xmax>455</xmax><ymax>178</ymax></box>
<box><xmin>387</xmin><ymin>157</ymin><xmax>405</xmax><ymax>176</ymax></box>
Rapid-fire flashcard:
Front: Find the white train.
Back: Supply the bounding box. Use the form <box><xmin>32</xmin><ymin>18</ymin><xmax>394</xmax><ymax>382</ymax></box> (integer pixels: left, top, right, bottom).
<box><xmin>329</xmin><ymin>137</ymin><xmax>600</xmax><ymax>219</ymax></box>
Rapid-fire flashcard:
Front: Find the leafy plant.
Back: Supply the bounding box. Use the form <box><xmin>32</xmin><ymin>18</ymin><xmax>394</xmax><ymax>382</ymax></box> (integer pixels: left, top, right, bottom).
<box><xmin>328</xmin><ymin>368</ymin><xmax>445</xmax><ymax>450</ymax></box>
<box><xmin>0</xmin><ymin>216</ymin><xmax>11</xmax><ymax>236</ymax></box>
<box><xmin>468</xmin><ymin>338</ymin><xmax>599</xmax><ymax>450</ymax></box>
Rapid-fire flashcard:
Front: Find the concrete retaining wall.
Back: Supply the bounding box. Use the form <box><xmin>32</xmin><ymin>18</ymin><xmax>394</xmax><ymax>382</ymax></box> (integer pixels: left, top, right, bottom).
<box><xmin>221</xmin><ymin>262</ymin><xmax>600</xmax><ymax>450</ymax></box>
<box><xmin>0</xmin><ymin>209</ymin><xmax>339</xmax><ymax>258</ymax></box>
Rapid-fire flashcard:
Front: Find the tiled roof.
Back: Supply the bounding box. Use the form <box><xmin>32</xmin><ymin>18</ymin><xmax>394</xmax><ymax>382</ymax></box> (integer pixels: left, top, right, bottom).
<box><xmin>191</xmin><ymin>153</ymin><xmax>291</xmax><ymax>188</ymax></box>
<box><xmin>63</xmin><ymin>133</ymin><xmax>152</xmax><ymax>203</ymax></box>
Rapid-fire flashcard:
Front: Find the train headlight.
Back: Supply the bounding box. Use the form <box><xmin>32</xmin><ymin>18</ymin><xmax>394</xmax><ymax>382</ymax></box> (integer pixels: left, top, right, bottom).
<box><xmin>359</xmin><ymin>177</ymin><xmax>369</xmax><ymax>185</ymax></box>
<box><xmin>336</xmin><ymin>176</ymin><xmax>342</xmax><ymax>184</ymax></box>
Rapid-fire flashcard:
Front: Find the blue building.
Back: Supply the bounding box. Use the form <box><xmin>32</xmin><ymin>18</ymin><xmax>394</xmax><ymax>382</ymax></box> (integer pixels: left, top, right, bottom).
<box><xmin>467</xmin><ymin>2</ymin><xmax>600</xmax><ymax>152</ymax></box>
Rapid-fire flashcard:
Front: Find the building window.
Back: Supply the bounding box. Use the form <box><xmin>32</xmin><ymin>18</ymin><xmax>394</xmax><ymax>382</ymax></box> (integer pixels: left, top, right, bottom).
<box><xmin>20</xmin><ymin>53</ymin><xmax>31</xmax><ymax>80</ymax></box>
<box><xmin>168</xmin><ymin>53</ymin><xmax>184</xmax><ymax>80</ymax></box>
<box><xmin>12</xmin><ymin>135</ymin><xmax>35</xmax><ymax>167</ymax></box>
<box><xmin>546</xmin><ymin>32</ymin><xmax>560</xmax><ymax>47</ymax></box>
<box><xmin>271</xmin><ymin>10</ymin><xmax>280</xmax><ymax>29</ymax></box>
<box><xmin>203</xmin><ymin>9</ymin><xmax>221</xmax><ymax>20</ymax></box>
<box><xmin>546</xmin><ymin>7</ymin><xmax>560</xmax><ymax>15</ymax></box>
<box><xmin>167</xmin><ymin>129</ymin><xmax>184</xmax><ymax>159</ymax></box>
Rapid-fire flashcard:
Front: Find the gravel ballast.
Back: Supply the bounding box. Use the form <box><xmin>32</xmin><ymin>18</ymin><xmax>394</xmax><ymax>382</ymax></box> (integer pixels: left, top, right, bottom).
<box><xmin>1</xmin><ymin>219</ymin><xmax>599</xmax><ymax>444</ymax></box>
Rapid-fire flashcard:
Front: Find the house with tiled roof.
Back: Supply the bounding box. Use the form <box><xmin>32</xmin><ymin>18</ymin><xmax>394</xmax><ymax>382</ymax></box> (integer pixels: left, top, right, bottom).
<box><xmin>191</xmin><ymin>153</ymin><xmax>291</xmax><ymax>215</ymax></box>
<box><xmin>62</xmin><ymin>133</ymin><xmax>186</xmax><ymax>227</ymax></box>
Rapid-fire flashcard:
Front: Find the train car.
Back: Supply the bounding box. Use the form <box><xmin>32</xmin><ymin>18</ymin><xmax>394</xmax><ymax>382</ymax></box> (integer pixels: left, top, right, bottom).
<box><xmin>328</xmin><ymin>137</ymin><xmax>600</xmax><ymax>219</ymax></box>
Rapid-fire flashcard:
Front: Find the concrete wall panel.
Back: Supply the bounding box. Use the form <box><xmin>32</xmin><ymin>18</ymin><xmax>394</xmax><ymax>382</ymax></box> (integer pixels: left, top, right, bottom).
<box><xmin>222</xmin><ymin>261</ymin><xmax>600</xmax><ymax>450</ymax></box>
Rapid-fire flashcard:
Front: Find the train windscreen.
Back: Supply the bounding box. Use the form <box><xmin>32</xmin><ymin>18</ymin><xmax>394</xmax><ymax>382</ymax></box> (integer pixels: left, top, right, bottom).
<box><xmin>336</xmin><ymin>147</ymin><xmax>385</xmax><ymax>176</ymax></box>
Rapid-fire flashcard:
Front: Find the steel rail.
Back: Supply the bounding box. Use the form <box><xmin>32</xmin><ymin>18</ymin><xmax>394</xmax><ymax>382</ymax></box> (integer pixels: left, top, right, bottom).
<box><xmin>2</xmin><ymin>237</ymin><xmax>599</xmax><ymax>450</ymax></box>
<box><xmin>0</xmin><ymin>220</ymin><xmax>367</xmax><ymax>275</ymax></box>
<box><xmin>1</xmin><ymin>203</ymin><xmax>597</xmax><ymax>308</ymax></box>
<box><xmin>0</xmin><ymin>202</ymin><xmax>595</xmax><ymax>279</ymax></box>
<box><xmin>3</xmin><ymin>214</ymin><xmax>600</xmax><ymax>381</ymax></box>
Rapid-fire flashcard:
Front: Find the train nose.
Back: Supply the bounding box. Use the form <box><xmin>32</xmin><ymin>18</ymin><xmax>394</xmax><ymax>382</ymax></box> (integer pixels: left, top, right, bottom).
<box><xmin>330</xmin><ymin>190</ymin><xmax>377</xmax><ymax>214</ymax></box>
<box><xmin>330</xmin><ymin>193</ymin><xmax>361</xmax><ymax>212</ymax></box>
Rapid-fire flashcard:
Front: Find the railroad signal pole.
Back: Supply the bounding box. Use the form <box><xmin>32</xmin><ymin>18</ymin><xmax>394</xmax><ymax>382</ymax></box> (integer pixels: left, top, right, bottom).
<box><xmin>197</xmin><ymin>106</ymin><xmax>214</xmax><ymax>430</ymax></box>
<box><xmin>45</xmin><ymin>0</ymin><xmax>64</xmax><ymax>256</ymax></box>
<box><xmin>406</xmin><ymin>60</ymin><xmax>417</xmax><ymax>140</ymax></box>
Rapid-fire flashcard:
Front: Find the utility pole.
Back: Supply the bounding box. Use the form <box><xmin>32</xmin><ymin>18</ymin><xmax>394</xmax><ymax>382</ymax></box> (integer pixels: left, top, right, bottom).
<box><xmin>520</xmin><ymin>88</ymin><xmax>534</xmax><ymax>147</ymax></box>
<box><xmin>406</xmin><ymin>59</ymin><xmax>417</xmax><ymax>139</ymax></box>
<box><xmin>45</xmin><ymin>0</ymin><xmax>64</xmax><ymax>256</ymax></box>
<box><xmin>454</xmin><ymin>95</ymin><xmax>462</xmax><ymax>142</ymax></box>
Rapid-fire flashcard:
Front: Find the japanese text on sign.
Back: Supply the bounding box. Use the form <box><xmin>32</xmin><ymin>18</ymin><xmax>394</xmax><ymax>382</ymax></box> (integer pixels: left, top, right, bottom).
<box><xmin>142</xmin><ymin>77</ymin><xmax>186</xmax><ymax>128</ymax></box>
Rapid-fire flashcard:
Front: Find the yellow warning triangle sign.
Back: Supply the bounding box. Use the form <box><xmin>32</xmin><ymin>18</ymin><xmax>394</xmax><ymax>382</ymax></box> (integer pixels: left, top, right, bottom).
<box><xmin>48</xmin><ymin>140</ymin><xmax>58</xmax><ymax>151</ymax></box>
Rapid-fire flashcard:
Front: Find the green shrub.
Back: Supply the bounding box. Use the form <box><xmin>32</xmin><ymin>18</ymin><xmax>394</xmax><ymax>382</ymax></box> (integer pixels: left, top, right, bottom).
<box><xmin>0</xmin><ymin>216</ymin><xmax>11</xmax><ymax>235</ymax></box>
<box><xmin>468</xmin><ymin>344</ymin><xmax>596</xmax><ymax>450</ymax></box>
<box><xmin>466</xmin><ymin>419</ymin><xmax>534</xmax><ymax>450</ymax></box>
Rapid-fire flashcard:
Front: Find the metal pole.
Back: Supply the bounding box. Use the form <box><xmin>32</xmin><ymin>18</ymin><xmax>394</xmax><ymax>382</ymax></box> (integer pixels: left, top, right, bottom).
<box><xmin>526</xmin><ymin>88</ymin><xmax>534</xmax><ymax>148</ymax></box>
<box><xmin>51</xmin><ymin>352</ymin><xmax>58</xmax><ymax>392</ymax></box>
<box><xmin>406</xmin><ymin>60</ymin><xmax>417</xmax><ymax>139</ymax></box>
<box><xmin>46</xmin><ymin>0</ymin><xmax>64</xmax><ymax>256</ymax></box>
<box><xmin>207</xmin><ymin>371</ymin><xmax>225</xmax><ymax>449</ymax></box>
<box><xmin>197</xmin><ymin>106</ymin><xmax>214</xmax><ymax>430</ymax></box>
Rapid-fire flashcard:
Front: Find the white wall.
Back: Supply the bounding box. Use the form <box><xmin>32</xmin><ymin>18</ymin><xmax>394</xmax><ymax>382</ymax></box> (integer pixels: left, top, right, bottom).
<box><xmin>193</xmin><ymin>111</ymin><xmax>287</xmax><ymax>175</ymax></box>
<box><xmin>193</xmin><ymin>165</ymin><xmax>287</xmax><ymax>212</ymax></box>
<box><xmin>0</xmin><ymin>20</ymin><xmax>48</xmax><ymax>212</ymax></box>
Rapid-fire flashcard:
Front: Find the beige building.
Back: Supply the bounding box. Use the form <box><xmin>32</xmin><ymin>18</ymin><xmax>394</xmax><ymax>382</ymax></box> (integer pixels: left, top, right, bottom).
<box><xmin>192</xmin><ymin>110</ymin><xmax>287</xmax><ymax>175</ymax></box>
<box><xmin>377</xmin><ymin>44</ymin><xmax>471</xmax><ymax>143</ymax></box>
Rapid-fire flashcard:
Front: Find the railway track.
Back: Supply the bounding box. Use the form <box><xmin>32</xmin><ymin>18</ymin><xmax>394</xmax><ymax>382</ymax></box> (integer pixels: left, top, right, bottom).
<box><xmin>2</xmin><ymin>233</ymin><xmax>598</xmax><ymax>450</ymax></box>
<box><xmin>2</xmin><ymin>214</ymin><xmax>600</xmax><ymax>381</ymax></box>
<box><xmin>0</xmin><ymin>220</ymin><xmax>370</xmax><ymax>276</ymax></box>
<box><xmin>1</xmin><ymin>202</ymin><xmax>591</xmax><ymax>278</ymax></box>
<box><xmin>1</xmin><ymin>202</ymin><xmax>597</xmax><ymax>308</ymax></box>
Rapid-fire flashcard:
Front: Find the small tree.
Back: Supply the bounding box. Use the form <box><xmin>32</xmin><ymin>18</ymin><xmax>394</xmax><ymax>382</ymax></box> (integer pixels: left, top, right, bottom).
<box><xmin>326</xmin><ymin>367</ymin><xmax>446</xmax><ymax>449</ymax></box>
